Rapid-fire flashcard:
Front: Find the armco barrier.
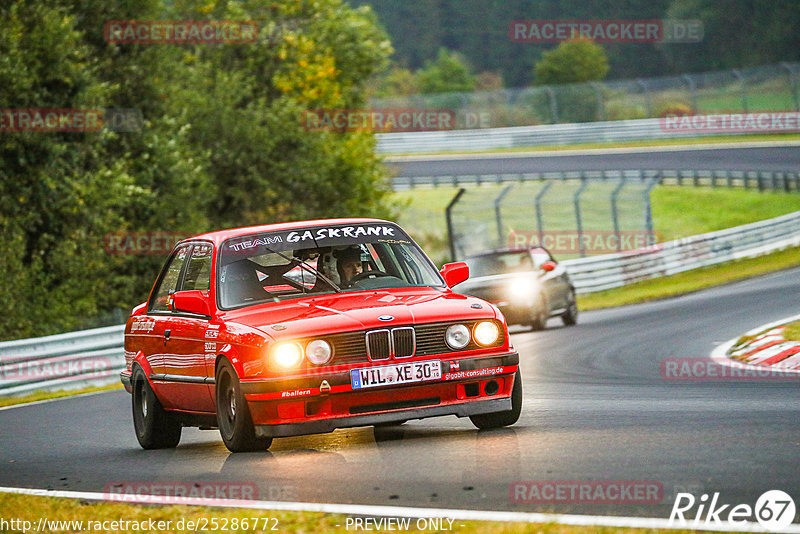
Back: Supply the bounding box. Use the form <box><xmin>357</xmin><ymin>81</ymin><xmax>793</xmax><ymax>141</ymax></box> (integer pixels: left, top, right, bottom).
<box><xmin>2</xmin><ymin>211</ymin><xmax>799</xmax><ymax>396</ymax></box>
<box><xmin>375</xmin><ymin>116</ymin><xmax>800</xmax><ymax>155</ymax></box>
<box><xmin>561</xmin><ymin>210</ymin><xmax>800</xmax><ymax>293</ymax></box>
<box><xmin>377</xmin><ymin>118</ymin><xmax>680</xmax><ymax>154</ymax></box>
<box><xmin>0</xmin><ymin>325</ymin><xmax>125</xmax><ymax>396</ymax></box>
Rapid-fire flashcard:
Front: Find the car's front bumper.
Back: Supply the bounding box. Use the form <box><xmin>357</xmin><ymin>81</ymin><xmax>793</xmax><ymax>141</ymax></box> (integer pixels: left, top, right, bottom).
<box><xmin>240</xmin><ymin>352</ymin><xmax>518</xmax><ymax>438</ymax></box>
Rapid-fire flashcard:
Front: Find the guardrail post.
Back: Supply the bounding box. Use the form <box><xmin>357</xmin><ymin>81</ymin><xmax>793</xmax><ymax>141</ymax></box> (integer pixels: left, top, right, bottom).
<box><xmin>545</xmin><ymin>87</ymin><xmax>558</xmax><ymax>123</ymax></box>
<box><xmin>780</xmin><ymin>62</ymin><xmax>799</xmax><ymax>112</ymax></box>
<box><xmin>574</xmin><ymin>179</ymin><xmax>589</xmax><ymax>257</ymax></box>
<box><xmin>494</xmin><ymin>185</ymin><xmax>514</xmax><ymax>247</ymax></box>
<box><xmin>636</xmin><ymin>79</ymin><xmax>653</xmax><ymax>117</ymax></box>
<box><xmin>643</xmin><ymin>176</ymin><xmax>660</xmax><ymax>240</ymax></box>
<box><xmin>446</xmin><ymin>188</ymin><xmax>466</xmax><ymax>262</ymax></box>
<box><xmin>534</xmin><ymin>182</ymin><xmax>553</xmax><ymax>247</ymax></box>
<box><xmin>682</xmin><ymin>74</ymin><xmax>698</xmax><ymax>112</ymax></box>
<box><xmin>591</xmin><ymin>82</ymin><xmax>605</xmax><ymax>121</ymax></box>
<box><xmin>731</xmin><ymin>69</ymin><xmax>748</xmax><ymax>113</ymax></box>
<box><xmin>611</xmin><ymin>178</ymin><xmax>627</xmax><ymax>252</ymax></box>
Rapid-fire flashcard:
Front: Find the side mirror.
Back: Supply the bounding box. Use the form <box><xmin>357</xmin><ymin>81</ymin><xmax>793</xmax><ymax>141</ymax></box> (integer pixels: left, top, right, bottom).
<box><xmin>440</xmin><ymin>262</ymin><xmax>470</xmax><ymax>288</ymax></box>
<box><xmin>541</xmin><ymin>260</ymin><xmax>557</xmax><ymax>272</ymax></box>
<box><xmin>172</xmin><ymin>290</ymin><xmax>211</xmax><ymax>316</ymax></box>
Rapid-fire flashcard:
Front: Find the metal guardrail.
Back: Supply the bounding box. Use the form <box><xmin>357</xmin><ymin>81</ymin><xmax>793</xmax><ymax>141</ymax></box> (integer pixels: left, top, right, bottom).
<box><xmin>0</xmin><ymin>325</ymin><xmax>125</xmax><ymax>396</ymax></box>
<box><xmin>376</xmin><ymin>116</ymin><xmax>800</xmax><ymax>155</ymax></box>
<box><xmin>2</xmin><ymin>210</ymin><xmax>799</xmax><ymax>395</ymax></box>
<box><xmin>562</xmin><ymin>210</ymin><xmax>800</xmax><ymax>293</ymax></box>
<box><xmin>392</xmin><ymin>169</ymin><xmax>800</xmax><ymax>191</ymax></box>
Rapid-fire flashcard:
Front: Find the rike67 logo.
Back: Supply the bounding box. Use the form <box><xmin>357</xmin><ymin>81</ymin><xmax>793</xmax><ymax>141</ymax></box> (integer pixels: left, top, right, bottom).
<box><xmin>669</xmin><ymin>490</ymin><xmax>796</xmax><ymax>531</ymax></box>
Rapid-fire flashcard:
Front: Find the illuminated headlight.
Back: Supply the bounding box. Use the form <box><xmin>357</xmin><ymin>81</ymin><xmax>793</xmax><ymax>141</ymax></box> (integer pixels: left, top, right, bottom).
<box><xmin>445</xmin><ymin>324</ymin><xmax>470</xmax><ymax>349</ymax></box>
<box><xmin>509</xmin><ymin>277</ymin><xmax>534</xmax><ymax>299</ymax></box>
<box><xmin>306</xmin><ymin>339</ymin><xmax>332</xmax><ymax>365</ymax></box>
<box><xmin>473</xmin><ymin>321</ymin><xmax>500</xmax><ymax>346</ymax></box>
<box><xmin>269</xmin><ymin>342</ymin><xmax>304</xmax><ymax>370</ymax></box>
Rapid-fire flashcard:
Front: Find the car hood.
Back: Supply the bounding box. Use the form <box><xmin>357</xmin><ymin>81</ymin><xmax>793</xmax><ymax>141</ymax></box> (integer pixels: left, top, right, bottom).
<box><xmin>219</xmin><ymin>287</ymin><xmax>497</xmax><ymax>340</ymax></box>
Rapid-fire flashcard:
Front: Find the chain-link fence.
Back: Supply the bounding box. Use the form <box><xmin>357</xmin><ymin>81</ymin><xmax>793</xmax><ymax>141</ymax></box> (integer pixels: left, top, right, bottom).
<box><xmin>444</xmin><ymin>175</ymin><xmax>659</xmax><ymax>261</ymax></box>
<box><xmin>372</xmin><ymin>63</ymin><xmax>800</xmax><ymax>128</ymax></box>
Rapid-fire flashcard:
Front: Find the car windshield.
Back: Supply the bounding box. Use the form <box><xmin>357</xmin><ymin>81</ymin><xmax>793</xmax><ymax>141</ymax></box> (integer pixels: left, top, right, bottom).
<box><xmin>218</xmin><ymin>222</ymin><xmax>444</xmax><ymax>308</ymax></box>
<box><xmin>465</xmin><ymin>251</ymin><xmax>534</xmax><ymax>277</ymax></box>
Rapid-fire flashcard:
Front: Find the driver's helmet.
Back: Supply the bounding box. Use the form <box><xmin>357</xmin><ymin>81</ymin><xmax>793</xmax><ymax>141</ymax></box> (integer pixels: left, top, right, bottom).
<box><xmin>334</xmin><ymin>245</ymin><xmax>363</xmax><ymax>281</ymax></box>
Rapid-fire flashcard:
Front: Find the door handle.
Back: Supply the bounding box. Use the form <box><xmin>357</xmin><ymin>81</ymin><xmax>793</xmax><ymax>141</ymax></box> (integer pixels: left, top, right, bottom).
<box><xmin>163</xmin><ymin>329</ymin><xmax>171</xmax><ymax>344</ymax></box>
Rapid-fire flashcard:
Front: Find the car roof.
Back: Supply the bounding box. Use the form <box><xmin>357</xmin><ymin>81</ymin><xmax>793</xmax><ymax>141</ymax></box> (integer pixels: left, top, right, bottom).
<box><xmin>180</xmin><ymin>218</ymin><xmax>394</xmax><ymax>247</ymax></box>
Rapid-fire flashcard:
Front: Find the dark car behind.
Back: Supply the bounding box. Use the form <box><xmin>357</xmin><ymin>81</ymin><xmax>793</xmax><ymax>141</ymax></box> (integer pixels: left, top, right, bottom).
<box><xmin>455</xmin><ymin>247</ymin><xmax>578</xmax><ymax>330</ymax></box>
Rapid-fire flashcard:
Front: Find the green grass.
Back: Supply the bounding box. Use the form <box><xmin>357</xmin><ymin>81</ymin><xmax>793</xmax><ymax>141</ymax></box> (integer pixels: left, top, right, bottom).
<box><xmin>0</xmin><ymin>383</ymin><xmax>122</xmax><ymax>408</ymax></box>
<box><xmin>651</xmin><ymin>187</ymin><xmax>800</xmax><ymax>241</ymax></box>
<box><xmin>577</xmin><ymin>246</ymin><xmax>800</xmax><ymax>311</ymax></box>
<box><xmin>783</xmin><ymin>320</ymin><xmax>800</xmax><ymax>342</ymax></box>
<box><xmin>0</xmin><ymin>493</ymin><xmax>711</xmax><ymax>534</ymax></box>
<box><xmin>395</xmin><ymin>185</ymin><xmax>800</xmax><ymax>264</ymax></box>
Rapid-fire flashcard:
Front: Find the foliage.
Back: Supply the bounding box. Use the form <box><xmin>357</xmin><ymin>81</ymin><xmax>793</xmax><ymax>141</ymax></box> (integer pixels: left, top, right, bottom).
<box><xmin>0</xmin><ymin>0</ymin><xmax>395</xmax><ymax>340</ymax></box>
<box><xmin>416</xmin><ymin>48</ymin><xmax>476</xmax><ymax>94</ymax></box>
<box><xmin>534</xmin><ymin>39</ymin><xmax>609</xmax><ymax>85</ymax></box>
<box><xmin>351</xmin><ymin>0</ymin><xmax>798</xmax><ymax>85</ymax></box>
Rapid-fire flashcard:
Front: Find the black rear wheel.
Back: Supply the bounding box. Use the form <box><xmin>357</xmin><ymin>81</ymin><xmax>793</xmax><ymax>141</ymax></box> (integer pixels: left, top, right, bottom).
<box><xmin>216</xmin><ymin>359</ymin><xmax>272</xmax><ymax>452</ymax></box>
<box><xmin>469</xmin><ymin>371</ymin><xmax>523</xmax><ymax>429</ymax></box>
<box><xmin>131</xmin><ymin>367</ymin><xmax>181</xmax><ymax>449</ymax></box>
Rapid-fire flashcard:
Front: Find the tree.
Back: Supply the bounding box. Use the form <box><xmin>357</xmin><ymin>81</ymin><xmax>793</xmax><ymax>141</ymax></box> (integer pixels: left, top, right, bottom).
<box><xmin>533</xmin><ymin>38</ymin><xmax>610</xmax><ymax>85</ymax></box>
<box><xmin>416</xmin><ymin>48</ymin><xmax>476</xmax><ymax>94</ymax></box>
<box><xmin>0</xmin><ymin>0</ymin><xmax>397</xmax><ymax>340</ymax></box>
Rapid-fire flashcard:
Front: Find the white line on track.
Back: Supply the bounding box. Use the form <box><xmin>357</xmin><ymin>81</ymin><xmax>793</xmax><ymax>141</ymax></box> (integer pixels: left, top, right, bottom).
<box><xmin>384</xmin><ymin>140</ymin><xmax>800</xmax><ymax>162</ymax></box>
<box><xmin>0</xmin><ymin>486</ymin><xmax>796</xmax><ymax>532</ymax></box>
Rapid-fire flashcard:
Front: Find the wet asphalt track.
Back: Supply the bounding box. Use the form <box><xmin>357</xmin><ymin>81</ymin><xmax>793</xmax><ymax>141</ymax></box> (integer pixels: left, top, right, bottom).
<box><xmin>387</xmin><ymin>145</ymin><xmax>800</xmax><ymax>177</ymax></box>
<box><xmin>1</xmin><ymin>267</ymin><xmax>799</xmax><ymax>519</ymax></box>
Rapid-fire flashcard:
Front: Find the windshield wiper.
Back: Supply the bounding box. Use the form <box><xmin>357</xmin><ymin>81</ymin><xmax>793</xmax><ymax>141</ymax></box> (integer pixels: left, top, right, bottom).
<box><xmin>262</xmin><ymin>246</ymin><xmax>341</xmax><ymax>293</ymax></box>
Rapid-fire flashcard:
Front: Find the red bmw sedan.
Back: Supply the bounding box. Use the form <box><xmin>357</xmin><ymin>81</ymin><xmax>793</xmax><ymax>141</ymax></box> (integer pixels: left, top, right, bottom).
<box><xmin>121</xmin><ymin>219</ymin><xmax>521</xmax><ymax>452</ymax></box>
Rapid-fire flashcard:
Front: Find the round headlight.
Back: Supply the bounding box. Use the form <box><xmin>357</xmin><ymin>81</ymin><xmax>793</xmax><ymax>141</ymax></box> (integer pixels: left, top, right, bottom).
<box><xmin>269</xmin><ymin>342</ymin><xmax>304</xmax><ymax>370</ymax></box>
<box><xmin>445</xmin><ymin>324</ymin><xmax>470</xmax><ymax>349</ymax></box>
<box><xmin>473</xmin><ymin>321</ymin><xmax>500</xmax><ymax>346</ymax></box>
<box><xmin>306</xmin><ymin>339</ymin><xmax>332</xmax><ymax>365</ymax></box>
<box><xmin>510</xmin><ymin>277</ymin><xmax>533</xmax><ymax>297</ymax></box>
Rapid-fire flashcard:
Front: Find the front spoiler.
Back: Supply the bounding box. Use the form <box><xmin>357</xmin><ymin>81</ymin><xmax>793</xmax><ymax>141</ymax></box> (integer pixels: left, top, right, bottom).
<box><xmin>240</xmin><ymin>352</ymin><xmax>519</xmax><ymax>397</ymax></box>
<box><xmin>254</xmin><ymin>396</ymin><xmax>510</xmax><ymax>438</ymax></box>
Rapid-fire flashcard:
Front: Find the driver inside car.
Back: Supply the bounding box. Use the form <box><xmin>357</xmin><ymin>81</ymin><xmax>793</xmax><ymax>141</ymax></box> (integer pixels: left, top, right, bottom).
<box><xmin>335</xmin><ymin>246</ymin><xmax>364</xmax><ymax>285</ymax></box>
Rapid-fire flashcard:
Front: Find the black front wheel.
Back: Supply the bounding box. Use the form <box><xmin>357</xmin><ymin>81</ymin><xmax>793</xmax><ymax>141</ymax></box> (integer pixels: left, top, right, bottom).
<box><xmin>216</xmin><ymin>359</ymin><xmax>272</xmax><ymax>452</ymax></box>
<box><xmin>469</xmin><ymin>371</ymin><xmax>523</xmax><ymax>430</ymax></box>
<box><xmin>131</xmin><ymin>367</ymin><xmax>181</xmax><ymax>449</ymax></box>
<box><xmin>529</xmin><ymin>294</ymin><xmax>548</xmax><ymax>331</ymax></box>
<box><xmin>562</xmin><ymin>289</ymin><xmax>578</xmax><ymax>326</ymax></box>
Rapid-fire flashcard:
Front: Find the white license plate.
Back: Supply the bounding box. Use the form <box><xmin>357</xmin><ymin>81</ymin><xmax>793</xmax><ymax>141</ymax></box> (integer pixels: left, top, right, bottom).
<box><xmin>351</xmin><ymin>360</ymin><xmax>442</xmax><ymax>389</ymax></box>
